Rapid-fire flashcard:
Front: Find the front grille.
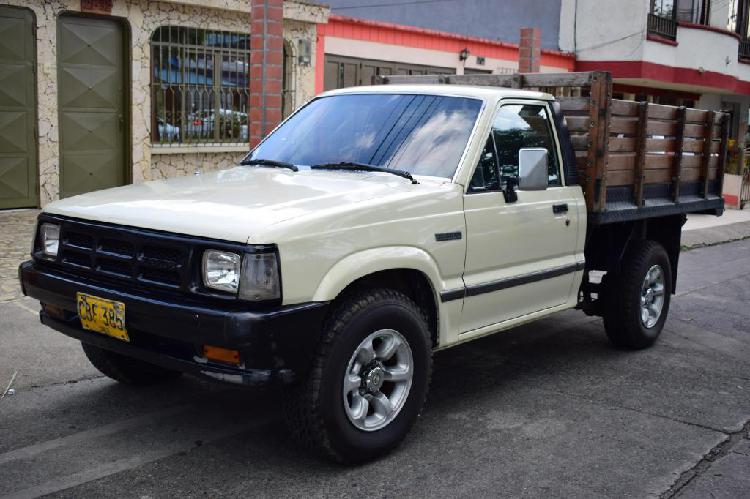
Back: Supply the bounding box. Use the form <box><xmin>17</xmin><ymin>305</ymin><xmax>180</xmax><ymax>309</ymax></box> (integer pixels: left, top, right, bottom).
<box><xmin>56</xmin><ymin>219</ymin><xmax>190</xmax><ymax>291</ymax></box>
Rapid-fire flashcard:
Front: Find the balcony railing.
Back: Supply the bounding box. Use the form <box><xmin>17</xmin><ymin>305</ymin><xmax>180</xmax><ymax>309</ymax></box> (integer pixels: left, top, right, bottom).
<box><xmin>648</xmin><ymin>13</ymin><xmax>677</xmax><ymax>40</ymax></box>
<box><xmin>741</xmin><ymin>39</ymin><xmax>750</xmax><ymax>60</ymax></box>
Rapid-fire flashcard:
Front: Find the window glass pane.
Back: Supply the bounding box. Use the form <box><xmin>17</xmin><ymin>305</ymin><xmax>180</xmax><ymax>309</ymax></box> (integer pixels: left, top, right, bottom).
<box><xmin>150</xmin><ymin>26</ymin><xmax>250</xmax><ymax>145</ymax></box>
<box><xmin>469</xmin><ymin>135</ymin><xmax>500</xmax><ymax>191</ymax></box>
<box><xmin>492</xmin><ymin>104</ymin><xmax>561</xmax><ymax>188</ymax></box>
<box><xmin>249</xmin><ymin>94</ymin><xmax>482</xmax><ymax>179</ymax></box>
<box><xmin>652</xmin><ymin>0</ymin><xmax>675</xmax><ymax>16</ymax></box>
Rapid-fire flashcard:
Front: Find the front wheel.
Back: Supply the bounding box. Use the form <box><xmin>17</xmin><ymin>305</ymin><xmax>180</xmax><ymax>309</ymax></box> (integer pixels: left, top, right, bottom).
<box><xmin>283</xmin><ymin>288</ymin><xmax>432</xmax><ymax>463</ymax></box>
<box><xmin>603</xmin><ymin>240</ymin><xmax>672</xmax><ymax>349</ymax></box>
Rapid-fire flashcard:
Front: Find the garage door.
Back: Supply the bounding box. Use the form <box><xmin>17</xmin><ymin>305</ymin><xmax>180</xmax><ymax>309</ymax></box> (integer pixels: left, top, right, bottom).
<box><xmin>58</xmin><ymin>14</ymin><xmax>127</xmax><ymax>198</ymax></box>
<box><xmin>0</xmin><ymin>6</ymin><xmax>37</xmax><ymax>209</ymax></box>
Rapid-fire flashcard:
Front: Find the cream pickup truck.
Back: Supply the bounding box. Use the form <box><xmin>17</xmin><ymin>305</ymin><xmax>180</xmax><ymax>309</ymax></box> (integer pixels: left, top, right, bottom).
<box><xmin>20</xmin><ymin>72</ymin><xmax>728</xmax><ymax>463</ymax></box>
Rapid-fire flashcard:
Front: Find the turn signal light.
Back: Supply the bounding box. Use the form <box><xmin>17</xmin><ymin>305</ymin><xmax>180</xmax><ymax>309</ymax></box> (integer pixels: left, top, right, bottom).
<box><xmin>203</xmin><ymin>345</ymin><xmax>241</xmax><ymax>366</ymax></box>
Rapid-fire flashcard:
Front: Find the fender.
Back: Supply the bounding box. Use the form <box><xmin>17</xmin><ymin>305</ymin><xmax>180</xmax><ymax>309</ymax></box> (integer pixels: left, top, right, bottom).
<box><xmin>312</xmin><ymin>246</ymin><xmax>447</xmax><ymax>303</ymax></box>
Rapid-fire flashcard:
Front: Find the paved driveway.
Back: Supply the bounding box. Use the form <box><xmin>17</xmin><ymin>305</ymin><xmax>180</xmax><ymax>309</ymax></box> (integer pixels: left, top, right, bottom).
<box><xmin>1</xmin><ymin>238</ymin><xmax>749</xmax><ymax>498</ymax></box>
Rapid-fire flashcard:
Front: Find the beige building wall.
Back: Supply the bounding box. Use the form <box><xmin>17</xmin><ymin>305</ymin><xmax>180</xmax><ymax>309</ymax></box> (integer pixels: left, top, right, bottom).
<box><xmin>3</xmin><ymin>0</ymin><xmax>327</xmax><ymax>206</ymax></box>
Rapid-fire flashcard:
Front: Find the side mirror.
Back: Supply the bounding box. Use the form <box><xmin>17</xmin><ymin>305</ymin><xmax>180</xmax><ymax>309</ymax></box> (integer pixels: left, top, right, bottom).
<box><xmin>518</xmin><ymin>148</ymin><xmax>549</xmax><ymax>191</ymax></box>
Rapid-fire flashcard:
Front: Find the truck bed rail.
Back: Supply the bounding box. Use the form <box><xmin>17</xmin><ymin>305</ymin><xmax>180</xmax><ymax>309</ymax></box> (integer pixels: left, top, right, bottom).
<box><xmin>373</xmin><ymin>72</ymin><xmax>728</xmax><ymax>224</ymax></box>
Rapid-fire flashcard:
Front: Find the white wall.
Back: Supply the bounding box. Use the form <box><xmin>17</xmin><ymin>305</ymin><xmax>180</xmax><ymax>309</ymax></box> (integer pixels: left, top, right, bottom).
<box><xmin>559</xmin><ymin>0</ymin><xmax>649</xmax><ymax>61</ymax></box>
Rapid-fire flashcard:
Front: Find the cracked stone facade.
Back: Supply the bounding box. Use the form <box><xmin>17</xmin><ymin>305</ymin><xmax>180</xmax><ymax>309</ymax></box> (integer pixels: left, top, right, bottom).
<box><xmin>4</xmin><ymin>0</ymin><xmax>328</xmax><ymax>206</ymax></box>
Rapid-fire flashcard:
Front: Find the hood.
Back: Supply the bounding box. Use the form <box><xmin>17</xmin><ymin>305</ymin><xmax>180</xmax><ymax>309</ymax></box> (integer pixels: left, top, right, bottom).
<box><xmin>44</xmin><ymin>166</ymin><xmax>444</xmax><ymax>243</ymax></box>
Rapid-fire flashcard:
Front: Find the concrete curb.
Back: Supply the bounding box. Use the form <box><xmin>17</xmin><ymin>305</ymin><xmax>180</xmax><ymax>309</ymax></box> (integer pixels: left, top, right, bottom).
<box><xmin>681</xmin><ymin>220</ymin><xmax>750</xmax><ymax>250</ymax></box>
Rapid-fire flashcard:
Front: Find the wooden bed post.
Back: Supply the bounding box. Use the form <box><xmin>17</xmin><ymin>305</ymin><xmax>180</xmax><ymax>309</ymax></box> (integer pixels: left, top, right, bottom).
<box><xmin>672</xmin><ymin>106</ymin><xmax>687</xmax><ymax>202</ymax></box>
<box><xmin>586</xmin><ymin>72</ymin><xmax>612</xmax><ymax>212</ymax></box>
<box><xmin>633</xmin><ymin>102</ymin><xmax>649</xmax><ymax>208</ymax></box>
<box><xmin>717</xmin><ymin>113</ymin><xmax>730</xmax><ymax>200</ymax></box>
<box><xmin>700</xmin><ymin>111</ymin><xmax>716</xmax><ymax>199</ymax></box>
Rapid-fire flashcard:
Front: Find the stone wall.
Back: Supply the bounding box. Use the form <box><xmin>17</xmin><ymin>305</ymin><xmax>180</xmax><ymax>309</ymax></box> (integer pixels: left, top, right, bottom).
<box><xmin>3</xmin><ymin>0</ymin><xmax>327</xmax><ymax>206</ymax></box>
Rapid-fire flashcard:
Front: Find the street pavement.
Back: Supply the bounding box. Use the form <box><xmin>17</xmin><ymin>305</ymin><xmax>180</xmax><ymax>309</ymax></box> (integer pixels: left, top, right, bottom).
<box><xmin>0</xmin><ymin>215</ymin><xmax>749</xmax><ymax>497</ymax></box>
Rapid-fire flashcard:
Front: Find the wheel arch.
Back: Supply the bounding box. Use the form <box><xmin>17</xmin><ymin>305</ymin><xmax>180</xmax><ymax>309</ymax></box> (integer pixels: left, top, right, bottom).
<box><xmin>312</xmin><ymin>247</ymin><xmax>443</xmax><ymax>347</ymax></box>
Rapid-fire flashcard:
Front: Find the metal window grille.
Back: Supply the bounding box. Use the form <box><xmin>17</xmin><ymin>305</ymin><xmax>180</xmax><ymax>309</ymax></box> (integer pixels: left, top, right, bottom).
<box><xmin>150</xmin><ymin>26</ymin><xmax>250</xmax><ymax>146</ymax></box>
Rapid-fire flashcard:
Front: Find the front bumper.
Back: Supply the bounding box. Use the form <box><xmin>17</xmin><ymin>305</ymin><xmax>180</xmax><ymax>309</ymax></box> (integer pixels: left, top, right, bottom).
<box><xmin>19</xmin><ymin>260</ymin><xmax>329</xmax><ymax>386</ymax></box>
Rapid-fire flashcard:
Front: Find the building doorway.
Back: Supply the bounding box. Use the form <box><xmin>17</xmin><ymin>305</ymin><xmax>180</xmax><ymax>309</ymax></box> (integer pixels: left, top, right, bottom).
<box><xmin>57</xmin><ymin>14</ymin><xmax>129</xmax><ymax>198</ymax></box>
<box><xmin>0</xmin><ymin>6</ymin><xmax>38</xmax><ymax>209</ymax></box>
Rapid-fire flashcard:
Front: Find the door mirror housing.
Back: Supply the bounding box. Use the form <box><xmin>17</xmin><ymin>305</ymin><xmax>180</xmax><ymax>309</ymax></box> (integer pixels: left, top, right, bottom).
<box><xmin>518</xmin><ymin>148</ymin><xmax>549</xmax><ymax>191</ymax></box>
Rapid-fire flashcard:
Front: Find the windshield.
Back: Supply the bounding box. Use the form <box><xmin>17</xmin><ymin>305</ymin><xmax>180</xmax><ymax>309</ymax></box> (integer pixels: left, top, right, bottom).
<box><xmin>247</xmin><ymin>93</ymin><xmax>483</xmax><ymax>179</ymax></box>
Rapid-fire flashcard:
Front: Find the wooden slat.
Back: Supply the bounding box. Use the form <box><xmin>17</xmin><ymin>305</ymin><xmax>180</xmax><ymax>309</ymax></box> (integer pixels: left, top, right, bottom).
<box><xmin>610</xmin><ymin>117</ymin><xmax>639</xmax><ymax>134</ymax></box>
<box><xmin>681</xmin><ymin>167</ymin><xmax>701</xmax><ymax>182</ymax></box>
<box><xmin>645</xmin><ymin>169</ymin><xmax>672</xmax><ymax>184</ymax></box>
<box><xmin>685</xmin><ymin>108</ymin><xmax>708</xmax><ymax>123</ymax></box>
<box><xmin>646</xmin><ymin>120</ymin><xmax>677</xmax><ymax>136</ymax></box>
<box><xmin>565</xmin><ymin>116</ymin><xmax>590</xmax><ymax>133</ymax></box>
<box><xmin>609</xmin><ymin>137</ymin><xmax>636</xmax><ymax>153</ymax></box>
<box><xmin>570</xmin><ymin>133</ymin><xmax>589</xmax><ymax>151</ymax></box>
<box><xmin>558</xmin><ymin>97</ymin><xmax>590</xmax><ymax>112</ymax></box>
<box><xmin>684</xmin><ymin>123</ymin><xmax>707</xmax><ymax>138</ymax></box>
<box><xmin>648</xmin><ymin>104</ymin><xmax>679</xmax><ymax>121</ymax></box>
<box><xmin>611</xmin><ymin>99</ymin><xmax>639</xmax><ymax>117</ymax></box>
<box><xmin>606</xmin><ymin>169</ymin><xmax>635</xmax><ymax>186</ymax></box>
<box><xmin>646</xmin><ymin>138</ymin><xmax>677</xmax><ymax>153</ymax></box>
<box><xmin>633</xmin><ymin>102</ymin><xmax>649</xmax><ymax>207</ymax></box>
<box><xmin>672</xmin><ymin>106</ymin><xmax>687</xmax><ymax>202</ymax></box>
<box><xmin>681</xmin><ymin>155</ymin><xmax>703</xmax><ymax>169</ymax></box>
<box><xmin>608</xmin><ymin>153</ymin><xmax>636</xmax><ymax>171</ymax></box>
<box><xmin>521</xmin><ymin>71</ymin><xmax>599</xmax><ymax>88</ymax></box>
<box><xmin>643</xmin><ymin>154</ymin><xmax>673</xmax><ymax>169</ymax></box>
<box><xmin>683</xmin><ymin>139</ymin><xmax>705</xmax><ymax>153</ymax></box>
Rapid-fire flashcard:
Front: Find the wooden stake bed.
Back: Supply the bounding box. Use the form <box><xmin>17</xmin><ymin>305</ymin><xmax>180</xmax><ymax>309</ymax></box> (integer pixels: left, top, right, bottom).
<box><xmin>374</xmin><ymin>72</ymin><xmax>728</xmax><ymax>225</ymax></box>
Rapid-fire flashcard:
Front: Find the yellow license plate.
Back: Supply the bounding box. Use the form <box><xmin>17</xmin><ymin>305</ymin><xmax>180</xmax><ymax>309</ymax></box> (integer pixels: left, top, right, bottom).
<box><xmin>76</xmin><ymin>293</ymin><xmax>129</xmax><ymax>342</ymax></box>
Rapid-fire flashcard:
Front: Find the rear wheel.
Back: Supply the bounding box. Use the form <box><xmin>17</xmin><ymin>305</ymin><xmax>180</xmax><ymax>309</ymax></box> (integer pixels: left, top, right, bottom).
<box><xmin>283</xmin><ymin>288</ymin><xmax>432</xmax><ymax>463</ymax></box>
<box><xmin>82</xmin><ymin>343</ymin><xmax>182</xmax><ymax>385</ymax></box>
<box><xmin>603</xmin><ymin>240</ymin><xmax>672</xmax><ymax>349</ymax></box>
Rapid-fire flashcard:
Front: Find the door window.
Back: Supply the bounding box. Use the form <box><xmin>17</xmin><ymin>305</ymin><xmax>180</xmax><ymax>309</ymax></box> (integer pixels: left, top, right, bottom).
<box><xmin>469</xmin><ymin>103</ymin><xmax>562</xmax><ymax>192</ymax></box>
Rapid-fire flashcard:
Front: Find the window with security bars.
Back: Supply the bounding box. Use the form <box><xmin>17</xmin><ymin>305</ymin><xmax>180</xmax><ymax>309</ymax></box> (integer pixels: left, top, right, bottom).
<box><xmin>150</xmin><ymin>26</ymin><xmax>250</xmax><ymax>146</ymax></box>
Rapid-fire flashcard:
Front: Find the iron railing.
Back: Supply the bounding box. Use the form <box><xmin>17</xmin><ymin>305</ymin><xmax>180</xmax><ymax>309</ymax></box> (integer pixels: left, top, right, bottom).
<box><xmin>648</xmin><ymin>13</ymin><xmax>678</xmax><ymax>40</ymax></box>
<box><xmin>150</xmin><ymin>26</ymin><xmax>251</xmax><ymax>146</ymax></box>
<box><xmin>740</xmin><ymin>39</ymin><xmax>750</xmax><ymax>60</ymax></box>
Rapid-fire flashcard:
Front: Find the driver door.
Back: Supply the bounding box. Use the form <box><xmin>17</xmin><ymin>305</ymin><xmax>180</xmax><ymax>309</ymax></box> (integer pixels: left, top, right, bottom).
<box><xmin>459</xmin><ymin>100</ymin><xmax>583</xmax><ymax>335</ymax></box>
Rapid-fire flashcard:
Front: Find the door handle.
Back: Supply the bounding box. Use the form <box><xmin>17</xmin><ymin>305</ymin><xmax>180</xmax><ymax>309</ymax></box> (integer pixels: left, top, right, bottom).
<box><xmin>552</xmin><ymin>203</ymin><xmax>569</xmax><ymax>214</ymax></box>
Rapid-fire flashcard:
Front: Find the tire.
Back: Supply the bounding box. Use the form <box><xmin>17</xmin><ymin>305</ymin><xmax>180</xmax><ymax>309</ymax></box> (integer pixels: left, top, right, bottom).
<box><xmin>603</xmin><ymin>240</ymin><xmax>672</xmax><ymax>349</ymax></box>
<box><xmin>82</xmin><ymin>342</ymin><xmax>182</xmax><ymax>385</ymax></box>
<box><xmin>283</xmin><ymin>288</ymin><xmax>432</xmax><ymax>464</ymax></box>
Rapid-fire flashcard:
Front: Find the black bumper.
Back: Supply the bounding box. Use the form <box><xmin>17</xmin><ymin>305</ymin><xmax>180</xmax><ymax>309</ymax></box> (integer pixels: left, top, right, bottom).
<box><xmin>19</xmin><ymin>261</ymin><xmax>329</xmax><ymax>386</ymax></box>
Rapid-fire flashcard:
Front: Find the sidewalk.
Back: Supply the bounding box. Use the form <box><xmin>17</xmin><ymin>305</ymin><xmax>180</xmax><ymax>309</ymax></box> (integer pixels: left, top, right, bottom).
<box><xmin>682</xmin><ymin>207</ymin><xmax>750</xmax><ymax>249</ymax></box>
<box><xmin>0</xmin><ymin>206</ymin><xmax>747</xmax><ymax>302</ymax></box>
<box><xmin>0</xmin><ymin>209</ymin><xmax>38</xmax><ymax>302</ymax></box>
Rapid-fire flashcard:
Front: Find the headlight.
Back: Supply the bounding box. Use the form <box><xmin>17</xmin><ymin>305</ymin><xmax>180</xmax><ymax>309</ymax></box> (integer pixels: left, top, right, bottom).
<box><xmin>40</xmin><ymin>223</ymin><xmax>60</xmax><ymax>258</ymax></box>
<box><xmin>202</xmin><ymin>250</ymin><xmax>281</xmax><ymax>301</ymax></box>
<box><xmin>239</xmin><ymin>252</ymin><xmax>281</xmax><ymax>301</ymax></box>
<box><xmin>202</xmin><ymin>250</ymin><xmax>241</xmax><ymax>293</ymax></box>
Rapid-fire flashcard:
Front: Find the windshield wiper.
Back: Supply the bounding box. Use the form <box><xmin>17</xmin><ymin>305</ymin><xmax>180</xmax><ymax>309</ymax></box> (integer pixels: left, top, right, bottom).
<box><xmin>240</xmin><ymin>158</ymin><xmax>298</xmax><ymax>172</ymax></box>
<box><xmin>310</xmin><ymin>162</ymin><xmax>418</xmax><ymax>184</ymax></box>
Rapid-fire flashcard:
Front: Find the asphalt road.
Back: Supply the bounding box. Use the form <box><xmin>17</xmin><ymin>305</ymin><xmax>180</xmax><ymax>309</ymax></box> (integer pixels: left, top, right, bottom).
<box><xmin>1</xmin><ymin>239</ymin><xmax>749</xmax><ymax>498</ymax></box>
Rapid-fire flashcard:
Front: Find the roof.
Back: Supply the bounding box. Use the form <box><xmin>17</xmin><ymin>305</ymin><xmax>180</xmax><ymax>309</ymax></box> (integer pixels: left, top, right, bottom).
<box><xmin>320</xmin><ymin>84</ymin><xmax>555</xmax><ymax>102</ymax></box>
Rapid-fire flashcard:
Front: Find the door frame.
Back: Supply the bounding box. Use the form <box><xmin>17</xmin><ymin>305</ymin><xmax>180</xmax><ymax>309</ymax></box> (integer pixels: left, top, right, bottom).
<box><xmin>457</xmin><ymin>97</ymin><xmax>584</xmax><ymax>335</ymax></box>
<box><xmin>56</xmin><ymin>11</ymin><xmax>132</xmax><ymax>198</ymax></box>
<box><xmin>0</xmin><ymin>5</ymin><xmax>40</xmax><ymax>209</ymax></box>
